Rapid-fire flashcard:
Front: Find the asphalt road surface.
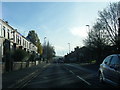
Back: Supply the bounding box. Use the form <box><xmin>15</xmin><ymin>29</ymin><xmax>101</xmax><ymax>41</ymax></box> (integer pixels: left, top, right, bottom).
<box><xmin>22</xmin><ymin>63</ymin><xmax>114</xmax><ymax>88</ymax></box>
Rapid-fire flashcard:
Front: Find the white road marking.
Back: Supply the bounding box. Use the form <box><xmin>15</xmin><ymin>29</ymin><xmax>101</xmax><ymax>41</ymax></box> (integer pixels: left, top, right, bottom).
<box><xmin>64</xmin><ymin>66</ymin><xmax>91</xmax><ymax>86</ymax></box>
<box><xmin>43</xmin><ymin>63</ymin><xmax>50</xmax><ymax>68</ymax></box>
<box><xmin>76</xmin><ymin>75</ymin><xmax>91</xmax><ymax>86</ymax></box>
<box><xmin>69</xmin><ymin>70</ymin><xmax>75</xmax><ymax>75</ymax></box>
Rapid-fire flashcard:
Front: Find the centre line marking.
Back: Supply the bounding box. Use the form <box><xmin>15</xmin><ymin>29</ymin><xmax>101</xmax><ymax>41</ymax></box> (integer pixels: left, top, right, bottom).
<box><xmin>76</xmin><ymin>75</ymin><xmax>91</xmax><ymax>86</ymax></box>
<box><xmin>43</xmin><ymin>63</ymin><xmax>50</xmax><ymax>68</ymax></box>
<box><xmin>69</xmin><ymin>70</ymin><xmax>75</xmax><ymax>74</ymax></box>
<box><xmin>64</xmin><ymin>66</ymin><xmax>91</xmax><ymax>86</ymax></box>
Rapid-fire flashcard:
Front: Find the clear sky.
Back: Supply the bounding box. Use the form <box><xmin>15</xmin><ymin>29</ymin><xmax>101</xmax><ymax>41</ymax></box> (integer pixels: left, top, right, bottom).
<box><xmin>1</xmin><ymin>2</ymin><xmax>113</xmax><ymax>56</ymax></box>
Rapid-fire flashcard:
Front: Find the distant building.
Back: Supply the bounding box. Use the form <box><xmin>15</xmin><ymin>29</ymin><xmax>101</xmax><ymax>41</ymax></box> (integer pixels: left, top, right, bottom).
<box><xmin>0</xmin><ymin>19</ymin><xmax>38</xmax><ymax>61</ymax></box>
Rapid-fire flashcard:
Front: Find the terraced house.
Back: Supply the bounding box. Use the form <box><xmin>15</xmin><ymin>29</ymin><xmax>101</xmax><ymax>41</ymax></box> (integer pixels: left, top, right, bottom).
<box><xmin>0</xmin><ymin>19</ymin><xmax>38</xmax><ymax>71</ymax></box>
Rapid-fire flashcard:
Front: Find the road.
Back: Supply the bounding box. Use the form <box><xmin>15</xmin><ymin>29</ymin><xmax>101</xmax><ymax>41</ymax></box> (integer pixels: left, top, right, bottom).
<box><xmin>22</xmin><ymin>63</ymin><xmax>113</xmax><ymax>88</ymax></box>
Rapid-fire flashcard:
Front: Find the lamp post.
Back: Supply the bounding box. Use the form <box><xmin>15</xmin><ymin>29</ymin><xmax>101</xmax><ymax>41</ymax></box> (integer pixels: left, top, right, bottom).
<box><xmin>118</xmin><ymin>17</ymin><xmax>120</xmax><ymax>53</ymax></box>
<box><xmin>118</xmin><ymin>18</ymin><xmax>120</xmax><ymax>37</ymax></box>
<box><xmin>44</xmin><ymin>37</ymin><xmax>46</xmax><ymax>46</ymax></box>
<box><xmin>68</xmin><ymin>43</ymin><xmax>70</xmax><ymax>54</ymax></box>
<box><xmin>86</xmin><ymin>25</ymin><xmax>90</xmax><ymax>31</ymax></box>
<box><xmin>117</xmin><ymin>2</ymin><xmax>120</xmax><ymax>53</ymax></box>
<box><xmin>86</xmin><ymin>25</ymin><xmax>90</xmax><ymax>36</ymax></box>
<box><xmin>44</xmin><ymin>37</ymin><xmax>47</xmax><ymax>62</ymax></box>
<box><xmin>86</xmin><ymin>25</ymin><xmax>91</xmax><ymax>46</ymax></box>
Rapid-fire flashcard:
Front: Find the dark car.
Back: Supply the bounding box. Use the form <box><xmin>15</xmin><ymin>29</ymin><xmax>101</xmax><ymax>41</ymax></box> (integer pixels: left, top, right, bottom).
<box><xmin>98</xmin><ymin>54</ymin><xmax>120</xmax><ymax>87</ymax></box>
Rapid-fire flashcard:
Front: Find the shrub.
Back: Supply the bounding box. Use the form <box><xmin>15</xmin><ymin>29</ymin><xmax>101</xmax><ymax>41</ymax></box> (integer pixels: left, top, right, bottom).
<box><xmin>12</xmin><ymin>49</ymin><xmax>29</xmax><ymax>62</ymax></box>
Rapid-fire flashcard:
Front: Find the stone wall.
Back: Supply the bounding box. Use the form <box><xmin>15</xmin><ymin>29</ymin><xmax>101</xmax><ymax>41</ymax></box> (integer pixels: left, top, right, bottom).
<box><xmin>2</xmin><ymin>61</ymin><xmax>39</xmax><ymax>73</ymax></box>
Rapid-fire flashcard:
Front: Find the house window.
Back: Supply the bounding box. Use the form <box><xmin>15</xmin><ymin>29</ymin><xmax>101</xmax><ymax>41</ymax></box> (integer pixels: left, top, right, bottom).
<box><xmin>3</xmin><ymin>26</ymin><xmax>5</xmax><ymax>37</ymax></box>
<box><xmin>23</xmin><ymin>39</ymin><xmax>24</xmax><ymax>46</ymax></box>
<box><xmin>20</xmin><ymin>37</ymin><xmax>21</xmax><ymax>45</ymax></box>
<box><xmin>7</xmin><ymin>29</ymin><xmax>10</xmax><ymax>39</ymax></box>
<box><xmin>24</xmin><ymin>40</ymin><xmax>26</xmax><ymax>47</ymax></box>
<box><xmin>27</xmin><ymin>42</ymin><xmax>29</xmax><ymax>49</ymax></box>
<box><xmin>18</xmin><ymin>36</ymin><xmax>20</xmax><ymax>44</ymax></box>
<box><xmin>13</xmin><ymin>32</ymin><xmax>15</xmax><ymax>42</ymax></box>
<box><xmin>26</xmin><ymin>42</ymin><xmax>28</xmax><ymax>48</ymax></box>
<box><xmin>25</xmin><ymin>40</ymin><xmax>26</xmax><ymax>47</ymax></box>
<box><xmin>16</xmin><ymin>35</ymin><xmax>17</xmax><ymax>43</ymax></box>
<box><xmin>29</xmin><ymin>43</ymin><xmax>31</xmax><ymax>49</ymax></box>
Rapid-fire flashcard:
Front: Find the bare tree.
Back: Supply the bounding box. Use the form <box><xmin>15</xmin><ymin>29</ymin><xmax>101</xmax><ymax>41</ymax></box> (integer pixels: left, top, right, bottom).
<box><xmin>83</xmin><ymin>2</ymin><xmax>120</xmax><ymax>64</ymax></box>
<box><xmin>97</xmin><ymin>2</ymin><xmax>120</xmax><ymax>49</ymax></box>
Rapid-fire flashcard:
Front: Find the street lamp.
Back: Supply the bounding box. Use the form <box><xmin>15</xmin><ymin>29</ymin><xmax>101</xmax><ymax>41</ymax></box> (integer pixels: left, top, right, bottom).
<box><xmin>86</xmin><ymin>25</ymin><xmax>90</xmax><ymax>38</ymax></box>
<box><xmin>118</xmin><ymin>17</ymin><xmax>120</xmax><ymax>52</ymax></box>
<box><xmin>117</xmin><ymin>2</ymin><xmax>120</xmax><ymax>53</ymax></box>
<box><xmin>44</xmin><ymin>37</ymin><xmax>47</xmax><ymax>62</ymax></box>
<box><xmin>86</xmin><ymin>25</ymin><xmax>90</xmax><ymax>32</ymax></box>
<box><xmin>118</xmin><ymin>18</ymin><xmax>120</xmax><ymax>37</ymax></box>
<box><xmin>44</xmin><ymin>37</ymin><xmax>46</xmax><ymax>46</ymax></box>
<box><xmin>86</xmin><ymin>25</ymin><xmax>91</xmax><ymax>46</ymax></box>
<box><xmin>68</xmin><ymin>43</ymin><xmax>70</xmax><ymax>54</ymax></box>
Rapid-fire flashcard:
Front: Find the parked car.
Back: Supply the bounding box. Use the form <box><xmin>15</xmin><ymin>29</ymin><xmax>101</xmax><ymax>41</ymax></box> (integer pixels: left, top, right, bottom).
<box><xmin>98</xmin><ymin>54</ymin><xmax>120</xmax><ymax>87</ymax></box>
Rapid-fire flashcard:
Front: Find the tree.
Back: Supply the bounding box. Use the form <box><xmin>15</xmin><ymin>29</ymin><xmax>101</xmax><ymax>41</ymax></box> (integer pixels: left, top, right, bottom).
<box><xmin>26</xmin><ymin>30</ymin><xmax>39</xmax><ymax>45</ymax></box>
<box><xmin>26</xmin><ymin>30</ymin><xmax>43</xmax><ymax>55</ymax></box>
<box><xmin>97</xmin><ymin>2</ymin><xmax>120</xmax><ymax>51</ymax></box>
<box><xmin>42</xmin><ymin>41</ymin><xmax>55</xmax><ymax>62</ymax></box>
<box><xmin>84</xmin><ymin>2</ymin><xmax>120</xmax><ymax>64</ymax></box>
<box><xmin>12</xmin><ymin>49</ymin><xmax>30</xmax><ymax>62</ymax></box>
<box><xmin>36</xmin><ymin>43</ymin><xmax>43</xmax><ymax>55</ymax></box>
<box><xmin>28</xmin><ymin>52</ymin><xmax>36</xmax><ymax>62</ymax></box>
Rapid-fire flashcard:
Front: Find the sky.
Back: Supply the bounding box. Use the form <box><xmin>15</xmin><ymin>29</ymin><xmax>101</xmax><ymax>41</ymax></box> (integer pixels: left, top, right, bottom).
<box><xmin>1</xmin><ymin>1</ymin><xmax>116</xmax><ymax>56</ymax></box>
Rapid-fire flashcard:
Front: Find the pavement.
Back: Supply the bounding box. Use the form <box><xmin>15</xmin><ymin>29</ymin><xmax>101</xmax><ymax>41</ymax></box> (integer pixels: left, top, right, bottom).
<box><xmin>2</xmin><ymin>62</ymin><xmax>49</xmax><ymax>89</ymax></box>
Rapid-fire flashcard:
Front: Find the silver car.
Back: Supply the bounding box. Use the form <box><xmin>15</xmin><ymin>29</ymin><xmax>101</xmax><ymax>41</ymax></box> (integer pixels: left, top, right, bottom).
<box><xmin>98</xmin><ymin>54</ymin><xmax>120</xmax><ymax>87</ymax></box>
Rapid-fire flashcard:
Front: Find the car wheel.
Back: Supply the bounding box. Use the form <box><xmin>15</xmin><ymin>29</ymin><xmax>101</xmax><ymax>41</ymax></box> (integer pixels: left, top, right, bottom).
<box><xmin>99</xmin><ymin>73</ymin><xmax>104</xmax><ymax>83</ymax></box>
